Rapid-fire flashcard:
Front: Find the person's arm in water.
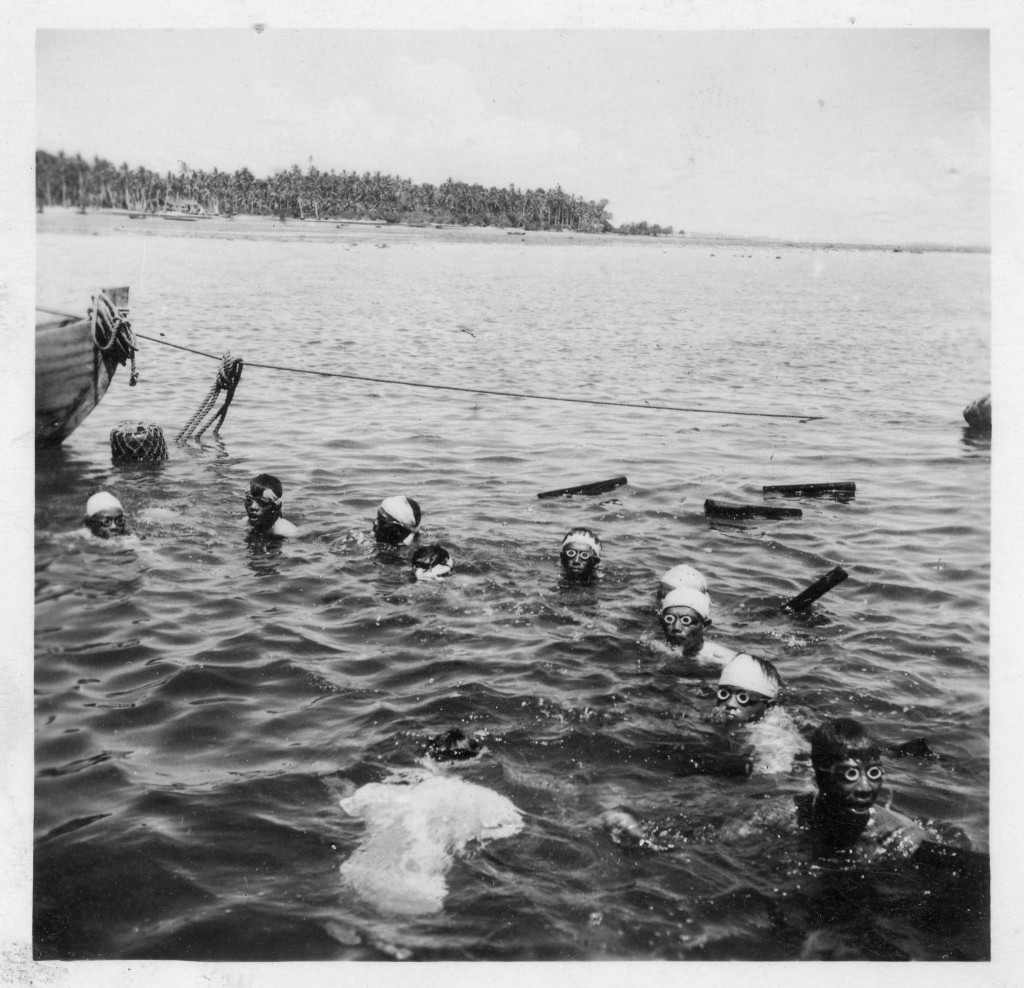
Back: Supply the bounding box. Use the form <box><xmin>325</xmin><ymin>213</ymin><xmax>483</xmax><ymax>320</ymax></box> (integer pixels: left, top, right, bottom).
<box><xmin>866</xmin><ymin>802</ymin><xmax>930</xmax><ymax>857</ymax></box>
<box><xmin>271</xmin><ymin>517</ymin><xmax>300</xmax><ymax>537</ymax></box>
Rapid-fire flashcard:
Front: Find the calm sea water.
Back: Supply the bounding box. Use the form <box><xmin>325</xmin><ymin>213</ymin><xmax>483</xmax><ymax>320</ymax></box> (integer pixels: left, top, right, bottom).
<box><xmin>34</xmin><ymin>213</ymin><xmax>990</xmax><ymax>961</ymax></box>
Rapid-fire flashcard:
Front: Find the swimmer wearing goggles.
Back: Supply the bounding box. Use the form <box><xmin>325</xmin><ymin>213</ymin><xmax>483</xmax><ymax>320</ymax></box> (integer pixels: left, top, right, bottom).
<box><xmin>713</xmin><ymin>654</ymin><xmax>782</xmax><ymax>725</ymax></box>
<box><xmin>559</xmin><ymin>528</ymin><xmax>601</xmax><ymax>582</ymax></box>
<box><xmin>244</xmin><ymin>474</ymin><xmax>299</xmax><ymax>537</ymax></box>
<box><xmin>658</xmin><ymin>586</ymin><xmax>712</xmax><ymax>656</ymax></box>
<box><xmin>85</xmin><ymin>492</ymin><xmax>128</xmax><ymax>539</ymax></box>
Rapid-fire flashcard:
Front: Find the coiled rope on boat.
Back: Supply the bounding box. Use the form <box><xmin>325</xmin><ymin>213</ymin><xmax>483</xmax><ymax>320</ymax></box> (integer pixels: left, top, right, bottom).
<box><xmin>90</xmin><ymin>291</ymin><xmax>139</xmax><ymax>386</ymax></box>
<box><xmin>133</xmin><ymin>333</ymin><xmax>821</xmax><ymax>421</ymax></box>
<box><xmin>175</xmin><ymin>353</ymin><xmax>245</xmax><ymax>443</ymax></box>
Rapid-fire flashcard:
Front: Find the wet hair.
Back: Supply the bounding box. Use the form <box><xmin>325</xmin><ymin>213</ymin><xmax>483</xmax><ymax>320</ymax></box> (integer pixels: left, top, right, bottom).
<box><xmin>250</xmin><ymin>473</ymin><xmax>283</xmax><ymax>499</ymax></box>
<box><xmin>425</xmin><ymin>728</ymin><xmax>480</xmax><ymax>762</ymax></box>
<box><xmin>751</xmin><ymin>656</ymin><xmax>784</xmax><ymax>697</ymax></box>
<box><xmin>810</xmin><ymin>718</ymin><xmax>882</xmax><ymax>773</ymax></box>
<box><xmin>412</xmin><ymin>544</ymin><xmax>451</xmax><ymax>570</ymax></box>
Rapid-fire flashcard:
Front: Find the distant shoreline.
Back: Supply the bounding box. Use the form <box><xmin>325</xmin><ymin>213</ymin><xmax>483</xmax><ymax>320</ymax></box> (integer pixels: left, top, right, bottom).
<box><xmin>36</xmin><ymin>206</ymin><xmax>988</xmax><ymax>255</ymax></box>
<box><xmin>680</xmin><ymin>231</ymin><xmax>989</xmax><ymax>255</ymax></box>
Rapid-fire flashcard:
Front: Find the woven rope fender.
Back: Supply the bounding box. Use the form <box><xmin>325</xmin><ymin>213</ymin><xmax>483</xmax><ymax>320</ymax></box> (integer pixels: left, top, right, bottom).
<box><xmin>111</xmin><ymin>421</ymin><xmax>168</xmax><ymax>463</ymax></box>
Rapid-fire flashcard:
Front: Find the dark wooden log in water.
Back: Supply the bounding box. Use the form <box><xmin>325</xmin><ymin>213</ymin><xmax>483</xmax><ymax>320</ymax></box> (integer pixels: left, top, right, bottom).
<box><xmin>704</xmin><ymin>499</ymin><xmax>802</xmax><ymax>520</ymax></box>
<box><xmin>783</xmin><ymin>565</ymin><xmax>849</xmax><ymax>612</ymax></box>
<box><xmin>763</xmin><ymin>481</ymin><xmax>856</xmax><ymax>497</ymax></box>
<box><xmin>537</xmin><ymin>476</ymin><xmax>627</xmax><ymax>499</ymax></box>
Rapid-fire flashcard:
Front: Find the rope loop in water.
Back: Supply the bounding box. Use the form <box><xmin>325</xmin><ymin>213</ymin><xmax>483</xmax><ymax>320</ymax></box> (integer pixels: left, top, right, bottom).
<box><xmin>176</xmin><ymin>352</ymin><xmax>245</xmax><ymax>443</ymax></box>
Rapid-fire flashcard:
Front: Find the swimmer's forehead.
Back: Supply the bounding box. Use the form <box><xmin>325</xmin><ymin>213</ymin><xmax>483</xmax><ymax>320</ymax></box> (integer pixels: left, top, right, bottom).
<box><xmin>830</xmin><ymin>755</ymin><xmax>882</xmax><ymax>765</ymax></box>
<box><xmin>562</xmin><ymin>539</ymin><xmax>595</xmax><ymax>550</ymax></box>
<box><xmin>663</xmin><ymin>605</ymin><xmax>702</xmax><ymax>618</ymax></box>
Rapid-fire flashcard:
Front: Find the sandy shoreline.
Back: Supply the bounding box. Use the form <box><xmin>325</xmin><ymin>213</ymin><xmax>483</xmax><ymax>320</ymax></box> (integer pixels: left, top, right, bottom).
<box><xmin>35</xmin><ymin>205</ymin><xmax>987</xmax><ymax>254</ymax></box>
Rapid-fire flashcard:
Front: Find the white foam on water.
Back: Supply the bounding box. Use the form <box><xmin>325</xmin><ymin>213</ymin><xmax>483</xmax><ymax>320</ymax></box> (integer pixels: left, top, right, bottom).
<box><xmin>339</xmin><ymin>771</ymin><xmax>523</xmax><ymax>915</ymax></box>
<box><xmin>747</xmin><ymin>706</ymin><xmax>807</xmax><ymax>775</ymax></box>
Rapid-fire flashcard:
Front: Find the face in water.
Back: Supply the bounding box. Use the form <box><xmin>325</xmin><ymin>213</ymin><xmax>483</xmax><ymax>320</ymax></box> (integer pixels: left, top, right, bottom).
<box><xmin>819</xmin><ymin>758</ymin><xmax>884</xmax><ymax>817</ymax></box>
<box><xmin>374</xmin><ymin>510</ymin><xmax>415</xmax><ymax>546</ymax></box>
<box><xmin>560</xmin><ymin>540</ymin><xmax>599</xmax><ymax>580</ymax></box>
<box><xmin>660</xmin><ymin>606</ymin><xmax>706</xmax><ymax>653</ymax></box>
<box><xmin>715</xmin><ymin>685</ymin><xmax>770</xmax><ymax>724</ymax></box>
<box><xmin>87</xmin><ymin>506</ymin><xmax>127</xmax><ymax>539</ymax></box>
<box><xmin>245</xmin><ymin>485</ymin><xmax>281</xmax><ymax>531</ymax></box>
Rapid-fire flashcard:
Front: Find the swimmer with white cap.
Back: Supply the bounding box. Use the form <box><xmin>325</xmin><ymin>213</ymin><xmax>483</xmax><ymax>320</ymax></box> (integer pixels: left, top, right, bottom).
<box><xmin>244</xmin><ymin>473</ymin><xmax>299</xmax><ymax>537</ymax></box>
<box><xmin>658</xmin><ymin>563</ymin><xmax>709</xmax><ymax>598</ymax></box>
<box><xmin>658</xmin><ymin>585</ymin><xmax>713</xmax><ymax>657</ymax></box>
<box><xmin>713</xmin><ymin>654</ymin><xmax>782</xmax><ymax>725</ymax></box>
<box><xmin>374</xmin><ymin>495</ymin><xmax>422</xmax><ymax>546</ymax></box>
<box><xmin>560</xmin><ymin>527</ymin><xmax>601</xmax><ymax>582</ymax></box>
<box><xmin>411</xmin><ymin>544</ymin><xmax>453</xmax><ymax>580</ymax></box>
<box><xmin>84</xmin><ymin>491</ymin><xmax>128</xmax><ymax>539</ymax></box>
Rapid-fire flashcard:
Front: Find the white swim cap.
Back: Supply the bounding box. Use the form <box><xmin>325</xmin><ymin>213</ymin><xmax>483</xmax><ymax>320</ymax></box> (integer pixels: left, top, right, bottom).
<box><xmin>718</xmin><ymin>654</ymin><xmax>781</xmax><ymax>700</ymax></box>
<box><xmin>86</xmin><ymin>492</ymin><xmax>123</xmax><ymax>517</ymax></box>
<box><xmin>561</xmin><ymin>528</ymin><xmax>601</xmax><ymax>557</ymax></box>
<box><xmin>380</xmin><ymin>495</ymin><xmax>421</xmax><ymax>530</ymax></box>
<box><xmin>659</xmin><ymin>564</ymin><xmax>709</xmax><ymax>595</ymax></box>
<box><xmin>660</xmin><ymin>586</ymin><xmax>711</xmax><ymax>621</ymax></box>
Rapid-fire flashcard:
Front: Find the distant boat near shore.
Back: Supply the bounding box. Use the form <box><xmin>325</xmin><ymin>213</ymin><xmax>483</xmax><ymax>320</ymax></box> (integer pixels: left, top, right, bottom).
<box><xmin>161</xmin><ymin>198</ymin><xmax>213</xmax><ymax>221</ymax></box>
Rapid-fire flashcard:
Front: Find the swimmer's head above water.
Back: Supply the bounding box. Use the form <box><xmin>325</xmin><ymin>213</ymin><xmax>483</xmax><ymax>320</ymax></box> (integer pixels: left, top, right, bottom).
<box><xmin>658</xmin><ymin>563</ymin><xmax>709</xmax><ymax>598</ymax></box>
<box><xmin>810</xmin><ymin>717</ymin><xmax>885</xmax><ymax>829</ymax></box>
<box><xmin>560</xmin><ymin>528</ymin><xmax>601</xmax><ymax>581</ymax></box>
<box><xmin>245</xmin><ymin>474</ymin><xmax>284</xmax><ymax>532</ymax></box>
<box><xmin>659</xmin><ymin>586</ymin><xmax>712</xmax><ymax>656</ymax></box>
<box><xmin>85</xmin><ymin>491</ymin><xmax>128</xmax><ymax>538</ymax></box>
<box><xmin>714</xmin><ymin>654</ymin><xmax>782</xmax><ymax>725</ymax></box>
<box><xmin>425</xmin><ymin>728</ymin><xmax>481</xmax><ymax>763</ymax></box>
<box><xmin>374</xmin><ymin>495</ymin><xmax>421</xmax><ymax>546</ymax></box>
<box><xmin>411</xmin><ymin>544</ymin><xmax>453</xmax><ymax>580</ymax></box>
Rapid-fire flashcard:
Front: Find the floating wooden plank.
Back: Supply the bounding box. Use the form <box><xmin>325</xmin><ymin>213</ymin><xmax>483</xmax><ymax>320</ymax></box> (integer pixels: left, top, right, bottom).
<box><xmin>704</xmin><ymin>499</ymin><xmax>802</xmax><ymax>520</ymax></box>
<box><xmin>762</xmin><ymin>481</ymin><xmax>856</xmax><ymax>497</ymax></box>
<box><xmin>782</xmin><ymin>565</ymin><xmax>849</xmax><ymax>612</ymax></box>
<box><xmin>537</xmin><ymin>475</ymin><xmax>627</xmax><ymax>499</ymax></box>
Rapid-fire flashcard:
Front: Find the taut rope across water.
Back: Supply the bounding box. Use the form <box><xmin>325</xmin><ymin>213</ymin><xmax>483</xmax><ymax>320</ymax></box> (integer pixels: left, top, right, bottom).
<box><xmin>132</xmin><ymin>332</ymin><xmax>823</xmax><ymax>421</ymax></box>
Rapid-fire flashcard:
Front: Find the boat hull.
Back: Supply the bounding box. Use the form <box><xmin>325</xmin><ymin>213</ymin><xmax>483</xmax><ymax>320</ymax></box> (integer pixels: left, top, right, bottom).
<box><xmin>35</xmin><ymin>287</ymin><xmax>129</xmax><ymax>446</ymax></box>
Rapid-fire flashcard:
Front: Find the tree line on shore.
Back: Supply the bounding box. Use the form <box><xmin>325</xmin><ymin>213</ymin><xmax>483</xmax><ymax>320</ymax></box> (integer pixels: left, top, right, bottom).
<box><xmin>35</xmin><ymin>150</ymin><xmax>677</xmax><ymax>236</ymax></box>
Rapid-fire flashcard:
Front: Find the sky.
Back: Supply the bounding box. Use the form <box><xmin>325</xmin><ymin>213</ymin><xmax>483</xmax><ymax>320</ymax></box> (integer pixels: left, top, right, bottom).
<box><xmin>34</xmin><ymin>27</ymin><xmax>991</xmax><ymax>245</ymax></box>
